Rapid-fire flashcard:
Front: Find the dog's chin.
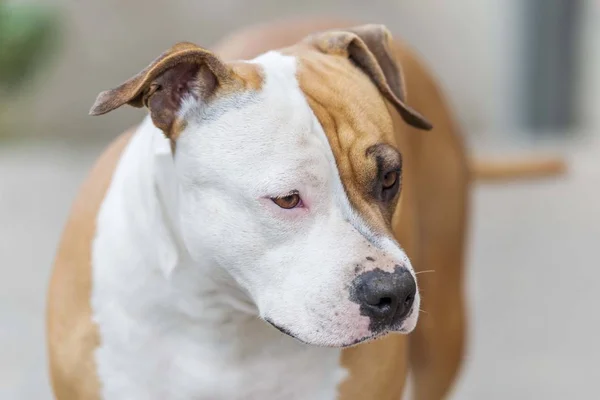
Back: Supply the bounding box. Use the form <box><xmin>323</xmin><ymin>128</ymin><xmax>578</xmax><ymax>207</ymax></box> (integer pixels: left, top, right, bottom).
<box><xmin>264</xmin><ymin>318</ymin><xmax>413</xmax><ymax>348</ymax></box>
<box><xmin>339</xmin><ymin>323</ymin><xmax>418</xmax><ymax>347</ymax></box>
<box><xmin>342</xmin><ymin>321</ymin><xmax>418</xmax><ymax>347</ymax></box>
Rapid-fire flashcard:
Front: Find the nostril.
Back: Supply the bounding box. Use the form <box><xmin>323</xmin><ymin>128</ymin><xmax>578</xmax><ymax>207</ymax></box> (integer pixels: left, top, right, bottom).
<box><xmin>375</xmin><ymin>296</ymin><xmax>393</xmax><ymax>309</ymax></box>
<box><xmin>397</xmin><ymin>290</ymin><xmax>416</xmax><ymax>322</ymax></box>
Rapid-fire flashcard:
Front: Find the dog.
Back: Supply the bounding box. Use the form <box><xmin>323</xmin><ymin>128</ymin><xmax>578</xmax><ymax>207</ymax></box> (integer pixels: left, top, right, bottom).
<box><xmin>47</xmin><ymin>18</ymin><xmax>564</xmax><ymax>400</ymax></box>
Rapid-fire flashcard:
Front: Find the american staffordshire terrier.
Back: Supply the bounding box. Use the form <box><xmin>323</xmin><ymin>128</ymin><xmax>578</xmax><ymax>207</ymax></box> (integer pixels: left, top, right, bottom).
<box><xmin>50</xmin><ymin>18</ymin><xmax>553</xmax><ymax>400</ymax></box>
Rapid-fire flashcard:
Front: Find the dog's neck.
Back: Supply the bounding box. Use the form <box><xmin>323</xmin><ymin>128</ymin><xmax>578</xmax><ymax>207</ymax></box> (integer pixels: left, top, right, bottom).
<box><xmin>127</xmin><ymin>116</ymin><xmax>259</xmax><ymax>330</ymax></box>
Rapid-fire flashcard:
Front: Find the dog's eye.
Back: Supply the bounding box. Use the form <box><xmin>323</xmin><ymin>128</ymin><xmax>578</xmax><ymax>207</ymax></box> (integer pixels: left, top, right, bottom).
<box><xmin>382</xmin><ymin>171</ymin><xmax>398</xmax><ymax>190</ymax></box>
<box><xmin>272</xmin><ymin>193</ymin><xmax>302</xmax><ymax>209</ymax></box>
<box><xmin>380</xmin><ymin>169</ymin><xmax>401</xmax><ymax>202</ymax></box>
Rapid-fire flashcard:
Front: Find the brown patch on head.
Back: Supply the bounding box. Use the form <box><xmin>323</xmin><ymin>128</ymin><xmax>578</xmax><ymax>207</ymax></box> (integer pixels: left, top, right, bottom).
<box><xmin>293</xmin><ymin>50</ymin><xmax>398</xmax><ymax>234</ymax></box>
<box><xmin>306</xmin><ymin>25</ymin><xmax>432</xmax><ymax>130</ymax></box>
<box><xmin>283</xmin><ymin>25</ymin><xmax>429</xmax><ymax>235</ymax></box>
<box><xmin>89</xmin><ymin>42</ymin><xmax>263</xmax><ymax>149</ymax></box>
<box><xmin>230</xmin><ymin>61</ymin><xmax>264</xmax><ymax>91</ymax></box>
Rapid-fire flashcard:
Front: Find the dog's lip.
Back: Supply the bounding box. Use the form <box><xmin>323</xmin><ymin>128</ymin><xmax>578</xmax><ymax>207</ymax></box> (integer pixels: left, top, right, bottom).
<box><xmin>339</xmin><ymin>324</ymin><xmax>417</xmax><ymax>347</ymax></box>
<box><xmin>263</xmin><ymin>314</ymin><xmax>416</xmax><ymax>348</ymax></box>
<box><xmin>264</xmin><ymin>318</ymin><xmax>311</xmax><ymax>345</ymax></box>
<box><xmin>342</xmin><ymin>335</ymin><xmax>375</xmax><ymax>347</ymax></box>
<box><xmin>264</xmin><ymin>318</ymin><xmax>385</xmax><ymax>348</ymax></box>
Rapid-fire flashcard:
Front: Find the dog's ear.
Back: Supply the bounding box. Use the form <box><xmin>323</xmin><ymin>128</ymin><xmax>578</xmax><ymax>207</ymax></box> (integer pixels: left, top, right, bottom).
<box><xmin>90</xmin><ymin>42</ymin><xmax>233</xmax><ymax>138</ymax></box>
<box><xmin>308</xmin><ymin>24</ymin><xmax>432</xmax><ymax>131</ymax></box>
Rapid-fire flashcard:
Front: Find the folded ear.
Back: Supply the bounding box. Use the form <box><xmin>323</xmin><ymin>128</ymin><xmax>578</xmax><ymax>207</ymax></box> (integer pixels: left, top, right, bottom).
<box><xmin>89</xmin><ymin>42</ymin><xmax>232</xmax><ymax>138</ymax></box>
<box><xmin>308</xmin><ymin>24</ymin><xmax>432</xmax><ymax>131</ymax></box>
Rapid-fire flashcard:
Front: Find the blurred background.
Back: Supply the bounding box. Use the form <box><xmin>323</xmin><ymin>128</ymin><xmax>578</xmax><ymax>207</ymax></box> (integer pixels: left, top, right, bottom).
<box><xmin>0</xmin><ymin>0</ymin><xmax>598</xmax><ymax>399</ymax></box>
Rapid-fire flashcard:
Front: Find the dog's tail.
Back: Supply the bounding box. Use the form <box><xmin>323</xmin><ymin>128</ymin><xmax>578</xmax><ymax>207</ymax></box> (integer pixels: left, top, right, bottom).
<box><xmin>470</xmin><ymin>155</ymin><xmax>567</xmax><ymax>182</ymax></box>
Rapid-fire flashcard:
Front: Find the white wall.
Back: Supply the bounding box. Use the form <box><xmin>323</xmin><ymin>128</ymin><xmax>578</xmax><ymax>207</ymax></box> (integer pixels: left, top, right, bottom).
<box><xmin>16</xmin><ymin>0</ymin><xmax>527</xmax><ymax>140</ymax></box>
<box><xmin>396</xmin><ymin>0</ymin><xmax>524</xmax><ymax>136</ymax></box>
<box><xmin>577</xmin><ymin>0</ymin><xmax>600</xmax><ymax>131</ymax></box>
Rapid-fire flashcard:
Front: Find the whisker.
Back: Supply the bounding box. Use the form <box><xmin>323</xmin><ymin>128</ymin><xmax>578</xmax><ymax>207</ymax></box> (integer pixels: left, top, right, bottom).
<box><xmin>416</xmin><ymin>270</ymin><xmax>435</xmax><ymax>275</ymax></box>
<box><xmin>419</xmin><ymin>308</ymin><xmax>429</xmax><ymax>315</ymax></box>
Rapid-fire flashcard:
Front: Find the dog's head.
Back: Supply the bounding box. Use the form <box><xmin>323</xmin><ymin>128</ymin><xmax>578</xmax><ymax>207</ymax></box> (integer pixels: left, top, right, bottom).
<box><xmin>91</xmin><ymin>25</ymin><xmax>431</xmax><ymax>347</ymax></box>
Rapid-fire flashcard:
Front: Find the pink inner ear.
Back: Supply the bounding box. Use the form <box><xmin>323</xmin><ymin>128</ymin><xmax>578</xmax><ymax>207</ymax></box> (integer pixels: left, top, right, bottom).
<box><xmin>144</xmin><ymin>63</ymin><xmax>205</xmax><ymax>136</ymax></box>
<box><xmin>158</xmin><ymin>62</ymin><xmax>203</xmax><ymax>105</ymax></box>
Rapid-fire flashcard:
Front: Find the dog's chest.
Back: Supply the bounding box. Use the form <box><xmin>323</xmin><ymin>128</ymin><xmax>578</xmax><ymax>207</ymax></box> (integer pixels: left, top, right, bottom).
<box><xmin>95</xmin><ymin>320</ymin><xmax>346</xmax><ymax>400</ymax></box>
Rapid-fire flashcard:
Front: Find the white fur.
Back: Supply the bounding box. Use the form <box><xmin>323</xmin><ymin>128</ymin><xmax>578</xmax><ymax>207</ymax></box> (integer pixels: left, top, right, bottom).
<box><xmin>92</xmin><ymin>51</ymin><xmax>419</xmax><ymax>399</ymax></box>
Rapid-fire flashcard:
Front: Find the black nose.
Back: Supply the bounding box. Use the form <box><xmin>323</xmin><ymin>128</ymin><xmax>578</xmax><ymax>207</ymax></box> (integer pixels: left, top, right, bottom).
<box><xmin>352</xmin><ymin>267</ymin><xmax>416</xmax><ymax>331</ymax></box>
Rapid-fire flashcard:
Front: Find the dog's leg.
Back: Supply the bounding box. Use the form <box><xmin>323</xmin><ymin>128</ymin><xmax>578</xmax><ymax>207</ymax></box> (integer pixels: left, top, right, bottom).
<box><xmin>339</xmin><ymin>335</ymin><xmax>410</xmax><ymax>400</ymax></box>
<box><xmin>391</xmin><ymin>44</ymin><xmax>469</xmax><ymax>400</ymax></box>
<box><xmin>407</xmin><ymin>166</ymin><xmax>468</xmax><ymax>400</ymax></box>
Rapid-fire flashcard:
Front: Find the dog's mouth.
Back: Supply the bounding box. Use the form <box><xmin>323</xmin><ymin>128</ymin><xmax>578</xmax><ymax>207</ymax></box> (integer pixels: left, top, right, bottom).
<box><xmin>263</xmin><ymin>318</ymin><xmax>395</xmax><ymax>348</ymax></box>
<box><xmin>263</xmin><ymin>318</ymin><xmax>310</xmax><ymax>344</ymax></box>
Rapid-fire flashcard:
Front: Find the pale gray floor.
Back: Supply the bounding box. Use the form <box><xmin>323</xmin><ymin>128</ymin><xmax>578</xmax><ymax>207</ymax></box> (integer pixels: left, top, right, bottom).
<box><xmin>0</xmin><ymin>135</ymin><xmax>598</xmax><ymax>399</ymax></box>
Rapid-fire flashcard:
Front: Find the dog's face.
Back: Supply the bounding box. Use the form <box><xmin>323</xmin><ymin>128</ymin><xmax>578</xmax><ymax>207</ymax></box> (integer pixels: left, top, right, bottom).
<box><xmin>91</xmin><ymin>25</ymin><xmax>432</xmax><ymax>347</ymax></box>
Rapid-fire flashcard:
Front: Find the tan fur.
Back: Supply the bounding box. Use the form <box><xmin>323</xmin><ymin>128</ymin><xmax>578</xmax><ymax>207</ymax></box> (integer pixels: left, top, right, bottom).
<box><xmin>472</xmin><ymin>156</ymin><xmax>567</xmax><ymax>181</ymax></box>
<box><xmin>229</xmin><ymin>61</ymin><xmax>265</xmax><ymax>90</ymax></box>
<box><xmin>48</xmin><ymin>18</ymin><xmax>470</xmax><ymax>400</ymax></box>
<box><xmin>289</xmin><ymin>45</ymin><xmax>400</xmax><ymax>236</ymax></box>
<box><xmin>47</xmin><ymin>131</ymin><xmax>133</xmax><ymax>400</ymax></box>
